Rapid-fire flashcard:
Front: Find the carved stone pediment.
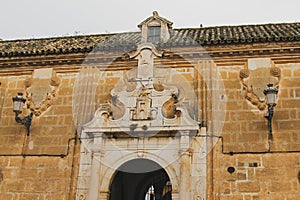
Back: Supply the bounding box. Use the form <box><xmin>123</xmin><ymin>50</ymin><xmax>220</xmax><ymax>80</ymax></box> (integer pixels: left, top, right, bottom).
<box><xmin>83</xmin><ymin>43</ymin><xmax>199</xmax><ymax>134</ymax></box>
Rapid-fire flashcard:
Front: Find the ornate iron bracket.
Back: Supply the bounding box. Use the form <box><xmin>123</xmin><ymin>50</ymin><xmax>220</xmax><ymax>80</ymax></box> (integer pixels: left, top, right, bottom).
<box><xmin>14</xmin><ymin>111</ymin><xmax>33</xmax><ymax>136</ymax></box>
<box><xmin>264</xmin><ymin>106</ymin><xmax>274</xmax><ymax>140</ymax></box>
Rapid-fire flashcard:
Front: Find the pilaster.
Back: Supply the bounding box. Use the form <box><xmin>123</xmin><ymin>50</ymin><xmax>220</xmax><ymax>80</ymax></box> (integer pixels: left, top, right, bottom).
<box><xmin>179</xmin><ymin>130</ymin><xmax>192</xmax><ymax>200</ymax></box>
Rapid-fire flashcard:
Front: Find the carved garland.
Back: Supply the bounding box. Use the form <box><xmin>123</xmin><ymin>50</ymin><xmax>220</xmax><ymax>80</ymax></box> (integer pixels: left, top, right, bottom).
<box><xmin>239</xmin><ymin>66</ymin><xmax>281</xmax><ymax>110</ymax></box>
<box><xmin>25</xmin><ymin>76</ymin><xmax>60</xmax><ymax>116</ymax></box>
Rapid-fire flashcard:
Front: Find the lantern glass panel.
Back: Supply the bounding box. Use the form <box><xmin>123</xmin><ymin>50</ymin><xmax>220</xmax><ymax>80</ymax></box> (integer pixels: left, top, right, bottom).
<box><xmin>266</xmin><ymin>93</ymin><xmax>276</xmax><ymax>105</ymax></box>
<box><xmin>13</xmin><ymin>100</ymin><xmax>24</xmax><ymax>112</ymax></box>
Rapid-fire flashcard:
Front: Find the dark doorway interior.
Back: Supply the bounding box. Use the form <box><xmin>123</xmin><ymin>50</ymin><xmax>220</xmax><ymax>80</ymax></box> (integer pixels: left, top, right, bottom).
<box><xmin>109</xmin><ymin>159</ymin><xmax>172</xmax><ymax>200</ymax></box>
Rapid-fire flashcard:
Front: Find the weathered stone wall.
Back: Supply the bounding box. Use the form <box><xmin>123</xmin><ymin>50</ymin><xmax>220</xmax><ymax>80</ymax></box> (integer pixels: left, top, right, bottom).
<box><xmin>0</xmin><ymin>71</ymin><xmax>80</xmax><ymax>199</ymax></box>
<box><xmin>214</xmin><ymin>148</ymin><xmax>300</xmax><ymax>200</ymax></box>
<box><xmin>211</xmin><ymin>60</ymin><xmax>300</xmax><ymax>199</ymax></box>
<box><xmin>0</xmin><ymin>41</ymin><xmax>299</xmax><ymax>200</ymax></box>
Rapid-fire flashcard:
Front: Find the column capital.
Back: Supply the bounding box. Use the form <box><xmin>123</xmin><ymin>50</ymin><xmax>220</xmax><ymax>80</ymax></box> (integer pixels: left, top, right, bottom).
<box><xmin>99</xmin><ymin>191</ymin><xmax>110</xmax><ymax>199</ymax></box>
<box><xmin>179</xmin><ymin>130</ymin><xmax>190</xmax><ymax>136</ymax></box>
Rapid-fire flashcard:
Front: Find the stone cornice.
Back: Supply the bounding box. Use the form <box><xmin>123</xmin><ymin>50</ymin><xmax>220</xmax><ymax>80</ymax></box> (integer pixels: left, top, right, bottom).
<box><xmin>0</xmin><ymin>43</ymin><xmax>299</xmax><ymax>76</ymax></box>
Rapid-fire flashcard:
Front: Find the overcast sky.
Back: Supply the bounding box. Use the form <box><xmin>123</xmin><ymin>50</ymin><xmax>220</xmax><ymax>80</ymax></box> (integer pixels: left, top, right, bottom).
<box><xmin>0</xmin><ymin>0</ymin><xmax>299</xmax><ymax>40</ymax></box>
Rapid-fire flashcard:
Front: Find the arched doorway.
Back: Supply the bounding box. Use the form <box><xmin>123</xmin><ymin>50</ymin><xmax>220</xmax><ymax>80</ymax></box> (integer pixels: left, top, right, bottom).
<box><xmin>109</xmin><ymin>159</ymin><xmax>172</xmax><ymax>200</ymax></box>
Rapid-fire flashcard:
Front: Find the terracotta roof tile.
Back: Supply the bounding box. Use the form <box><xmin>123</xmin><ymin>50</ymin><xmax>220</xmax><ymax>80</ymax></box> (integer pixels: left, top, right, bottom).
<box><xmin>0</xmin><ymin>22</ymin><xmax>299</xmax><ymax>57</ymax></box>
<box><xmin>0</xmin><ymin>34</ymin><xmax>109</xmax><ymax>57</ymax></box>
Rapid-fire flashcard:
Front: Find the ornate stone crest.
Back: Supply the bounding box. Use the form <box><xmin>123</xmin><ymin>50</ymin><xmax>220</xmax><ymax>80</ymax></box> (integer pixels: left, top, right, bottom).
<box><xmin>25</xmin><ymin>68</ymin><xmax>60</xmax><ymax>116</ymax></box>
<box><xmin>240</xmin><ymin>58</ymin><xmax>281</xmax><ymax>110</ymax></box>
<box><xmin>83</xmin><ymin>43</ymin><xmax>198</xmax><ymax>135</ymax></box>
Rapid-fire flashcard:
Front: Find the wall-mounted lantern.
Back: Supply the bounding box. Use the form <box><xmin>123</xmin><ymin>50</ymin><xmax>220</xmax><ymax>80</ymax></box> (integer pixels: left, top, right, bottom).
<box><xmin>263</xmin><ymin>84</ymin><xmax>278</xmax><ymax>140</ymax></box>
<box><xmin>12</xmin><ymin>93</ymin><xmax>33</xmax><ymax>136</ymax></box>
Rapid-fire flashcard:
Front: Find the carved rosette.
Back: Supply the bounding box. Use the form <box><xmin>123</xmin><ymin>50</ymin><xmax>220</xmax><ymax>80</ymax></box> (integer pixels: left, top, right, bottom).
<box><xmin>240</xmin><ymin>65</ymin><xmax>281</xmax><ymax>110</ymax></box>
<box><xmin>25</xmin><ymin>71</ymin><xmax>60</xmax><ymax>116</ymax></box>
<box><xmin>77</xmin><ymin>194</ymin><xmax>86</xmax><ymax>200</ymax></box>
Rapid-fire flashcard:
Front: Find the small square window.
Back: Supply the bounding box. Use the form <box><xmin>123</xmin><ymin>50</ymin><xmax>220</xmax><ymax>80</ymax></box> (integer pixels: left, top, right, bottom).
<box><xmin>147</xmin><ymin>26</ymin><xmax>161</xmax><ymax>43</ymax></box>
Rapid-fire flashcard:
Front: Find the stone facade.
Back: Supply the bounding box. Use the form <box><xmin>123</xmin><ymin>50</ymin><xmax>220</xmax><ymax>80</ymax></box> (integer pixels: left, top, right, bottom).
<box><xmin>0</xmin><ymin>12</ymin><xmax>300</xmax><ymax>200</ymax></box>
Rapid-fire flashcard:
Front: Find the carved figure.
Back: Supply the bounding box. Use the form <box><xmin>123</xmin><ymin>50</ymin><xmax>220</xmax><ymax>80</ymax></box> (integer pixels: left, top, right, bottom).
<box><xmin>108</xmin><ymin>96</ymin><xmax>125</xmax><ymax>120</ymax></box>
<box><xmin>162</xmin><ymin>94</ymin><xmax>179</xmax><ymax>118</ymax></box>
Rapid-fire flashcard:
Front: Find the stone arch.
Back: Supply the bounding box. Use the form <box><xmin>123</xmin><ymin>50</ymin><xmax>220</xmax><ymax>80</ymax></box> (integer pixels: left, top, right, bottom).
<box><xmin>99</xmin><ymin>152</ymin><xmax>180</xmax><ymax>196</ymax></box>
<box><xmin>107</xmin><ymin>158</ymin><xmax>173</xmax><ymax>200</ymax></box>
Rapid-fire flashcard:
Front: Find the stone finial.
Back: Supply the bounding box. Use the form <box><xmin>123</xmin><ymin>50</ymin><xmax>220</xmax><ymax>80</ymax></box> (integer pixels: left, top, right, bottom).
<box><xmin>153</xmin><ymin>11</ymin><xmax>159</xmax><ymax>17</ymax></box>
